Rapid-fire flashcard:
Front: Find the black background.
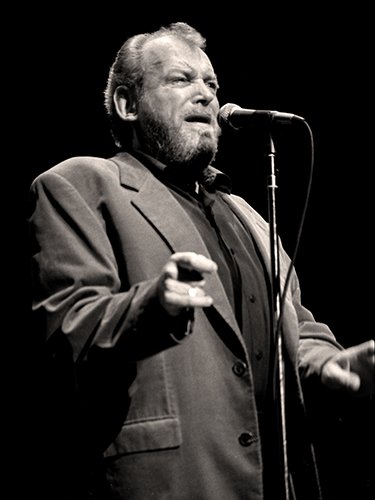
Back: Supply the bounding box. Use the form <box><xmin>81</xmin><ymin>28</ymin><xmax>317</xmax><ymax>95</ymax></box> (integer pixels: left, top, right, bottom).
<box><xmin>8</xmin><ymin>3</ymin><xmax>374</xmax><ymax>499</ymax></box>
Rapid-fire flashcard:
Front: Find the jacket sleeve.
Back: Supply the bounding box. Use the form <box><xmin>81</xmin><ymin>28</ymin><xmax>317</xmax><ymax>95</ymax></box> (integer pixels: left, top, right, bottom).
<box><xmin>280</xmin><ymin>250</ymin><xmax>343</xmax><ymax>381</ymax></box>
<box><xmin>229</xmin><ymin>192</ymin><xmax>343</xmax><ymax>380</ymax></box>
<box><xmin>28</xmin><ymin>168</ymin><xmax>192</xmax><ymax>363</ymax></box>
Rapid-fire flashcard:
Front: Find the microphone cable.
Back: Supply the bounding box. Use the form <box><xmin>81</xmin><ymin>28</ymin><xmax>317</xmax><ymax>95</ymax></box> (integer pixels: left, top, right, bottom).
<box><xmin>277</xmin><ymin>119</ymin><xmax>314</xmax><ymax>334</ymax></box>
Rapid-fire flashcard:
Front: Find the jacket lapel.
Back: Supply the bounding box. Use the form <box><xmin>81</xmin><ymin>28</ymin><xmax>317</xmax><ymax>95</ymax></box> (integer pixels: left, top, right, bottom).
<box><xmin>220</xmin><ymin>193</ymin><xmax>299</xmax><ymax>365</ymax></box>
<box><xmin>112</xmin><ymin>152</ymin><xmax>244</xmax><ymax>343</ymax></box>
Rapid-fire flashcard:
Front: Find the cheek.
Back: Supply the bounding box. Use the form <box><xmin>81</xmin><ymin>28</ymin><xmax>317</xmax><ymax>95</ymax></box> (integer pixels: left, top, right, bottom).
<box><xmin>211</xmin><ymin>96</ymin><xmax>220</xmax><ymax>114</ymax></box>
<box><xmin>138</xmin><ymin>93</ymin><xmax>173</xmax><ymax>125</ymax></box>
<box><xmin>150</xmin><ymin>95</ymin><xmax>182</xmax><ymax>124</ymax></box>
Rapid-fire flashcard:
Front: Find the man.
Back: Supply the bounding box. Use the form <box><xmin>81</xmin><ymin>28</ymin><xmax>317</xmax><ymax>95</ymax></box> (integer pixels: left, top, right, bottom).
<box><xmin>29</xmin><ymin>22</ymin><xmax>374</xmax><ymax>499</ymax></box>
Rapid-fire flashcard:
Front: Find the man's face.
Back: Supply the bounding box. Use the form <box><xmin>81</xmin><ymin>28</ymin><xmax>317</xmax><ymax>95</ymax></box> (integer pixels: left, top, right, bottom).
<box><xmin>134</xmin><ymin>36</ymin><xmax>221</xmax><ymax>174</ymax></box>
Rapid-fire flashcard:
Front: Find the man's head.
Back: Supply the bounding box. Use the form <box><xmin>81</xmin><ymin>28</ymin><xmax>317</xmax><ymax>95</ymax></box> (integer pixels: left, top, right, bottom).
<box><xmin>104</xmin><ymin>23</ymin><xmax>221</xmax><ymax>176</ymax></box>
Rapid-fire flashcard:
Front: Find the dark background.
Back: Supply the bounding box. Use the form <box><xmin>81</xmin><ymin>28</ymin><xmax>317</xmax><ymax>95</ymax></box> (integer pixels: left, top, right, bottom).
<box><xmin>8</xmin><ymin>3</ymin><xmax>374</xmax><ymax>499</ymax></box>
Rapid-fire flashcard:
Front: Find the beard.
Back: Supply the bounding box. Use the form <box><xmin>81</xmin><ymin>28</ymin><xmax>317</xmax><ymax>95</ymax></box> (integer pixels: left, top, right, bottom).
<box><xmin>135</xmin><ymin>101</ymin><xmax>221</xmax><ymax>183</ymax></box>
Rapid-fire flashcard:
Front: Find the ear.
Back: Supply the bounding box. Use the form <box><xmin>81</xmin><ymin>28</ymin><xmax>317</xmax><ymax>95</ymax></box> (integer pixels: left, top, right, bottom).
<box><xmin>113</xmin><ymin>86</ymin><xmax>138</xmax><ymax>122</ymax></box>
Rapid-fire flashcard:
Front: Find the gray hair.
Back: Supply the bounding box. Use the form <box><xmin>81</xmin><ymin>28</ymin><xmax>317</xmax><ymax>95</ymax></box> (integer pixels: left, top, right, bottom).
<box><xmin>104</xmin><ymin>22</ymin><xmax>207</xmax><ymax>149</ymax></box>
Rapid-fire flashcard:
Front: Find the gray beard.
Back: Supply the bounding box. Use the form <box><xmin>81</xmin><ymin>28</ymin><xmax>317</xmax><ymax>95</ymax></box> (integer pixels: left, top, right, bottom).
<box><xmin>136</xmin><ymin>107</ymin><xmax>220</xmax><ymax>182</ymax></box>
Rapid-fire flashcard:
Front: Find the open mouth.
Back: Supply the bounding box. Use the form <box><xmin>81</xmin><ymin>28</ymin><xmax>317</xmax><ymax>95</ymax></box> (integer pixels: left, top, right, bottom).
<box><xmin>185</xmin><ymin>114</ymin><xmax>212</xmax><ymax>124</ymax></box>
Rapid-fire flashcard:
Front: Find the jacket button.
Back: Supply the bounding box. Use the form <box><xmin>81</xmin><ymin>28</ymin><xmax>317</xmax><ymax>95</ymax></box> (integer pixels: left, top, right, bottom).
<box><xmin>255</xmin><ymin>350</ymin><xmax>263</xmax><ymax>361</ymax></box>
<box><xmin>239</xmin><ymin>432</ymin><xmax>256</xmax><ymax>447</ymax></box>
<box><xmin>232</xmin><ymin>361</ymin><xmax>247</xmax><ymax>376</ymax></box>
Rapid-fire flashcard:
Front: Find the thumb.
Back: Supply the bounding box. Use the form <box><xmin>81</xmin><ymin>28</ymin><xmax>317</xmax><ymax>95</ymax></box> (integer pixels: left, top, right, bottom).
<box><xmin>321</xmin><ymin>359</ymin><xmax>361</xmax><ymax>393</ymax></box>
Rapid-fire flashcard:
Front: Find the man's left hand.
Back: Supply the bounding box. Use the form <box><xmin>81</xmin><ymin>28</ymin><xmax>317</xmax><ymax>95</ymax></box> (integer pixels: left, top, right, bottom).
<box><xmin>321</xmin><ymin>339</ymin><xmax>375</xmax><ymax>396</ymax></box>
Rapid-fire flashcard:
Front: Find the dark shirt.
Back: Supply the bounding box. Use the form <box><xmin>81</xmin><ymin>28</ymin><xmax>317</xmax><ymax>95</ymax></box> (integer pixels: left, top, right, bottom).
<box><xmin>132</xmin><ymin>150</ymin><xmax>273</xmax><ymax>411</ymax></box>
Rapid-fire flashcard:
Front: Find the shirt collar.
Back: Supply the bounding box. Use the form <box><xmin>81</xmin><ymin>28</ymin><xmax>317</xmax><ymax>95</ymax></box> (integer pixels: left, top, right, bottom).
<box><xmin>131</xmin><ymin>149</ymin><xmax>232</xmax><ymax>195</ymax></box>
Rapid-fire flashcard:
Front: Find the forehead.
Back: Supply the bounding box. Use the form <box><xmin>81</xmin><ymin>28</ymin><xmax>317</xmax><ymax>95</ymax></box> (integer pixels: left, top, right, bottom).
<box><xmin>142</xmin><ymin>36</ymin><xmax>215</xmax><ymax>77</ymax></box>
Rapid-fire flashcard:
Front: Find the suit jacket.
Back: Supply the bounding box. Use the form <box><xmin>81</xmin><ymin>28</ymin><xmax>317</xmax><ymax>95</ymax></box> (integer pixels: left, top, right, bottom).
<box><xmin>29</xmin><ymin>152</ymin><xmax>342</xmax><ymax>499</ymax></box>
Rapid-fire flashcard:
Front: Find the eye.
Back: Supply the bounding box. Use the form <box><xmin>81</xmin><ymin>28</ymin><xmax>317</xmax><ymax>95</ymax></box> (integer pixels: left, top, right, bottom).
<box><xmin>170</xmin><ymin>75</ymin><xmax>190</xmax><ymax>85</ymax></box>
<box><xmin>206</xmin><ymin>80</ymin><xmax>219</xmax><ymax>94</ymax></box>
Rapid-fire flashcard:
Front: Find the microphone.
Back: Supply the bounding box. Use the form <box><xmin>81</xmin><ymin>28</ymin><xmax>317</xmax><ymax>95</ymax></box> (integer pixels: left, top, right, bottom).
<box><xmin>218</xmin><ymin>103</ymin><xmax>305</xmax><ymax>130</ymax></box>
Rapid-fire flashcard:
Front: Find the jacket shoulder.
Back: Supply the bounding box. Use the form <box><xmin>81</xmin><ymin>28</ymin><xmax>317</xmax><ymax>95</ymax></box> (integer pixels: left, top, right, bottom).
<box><xmin>32</xmin><ymin>156</ymin><xmax>120</xmax><ymax>187</ymax></box>
<box><xmin>227</xmin><ymin>193</ymin><xmax>269</xmax><ymax>230</ymax></box>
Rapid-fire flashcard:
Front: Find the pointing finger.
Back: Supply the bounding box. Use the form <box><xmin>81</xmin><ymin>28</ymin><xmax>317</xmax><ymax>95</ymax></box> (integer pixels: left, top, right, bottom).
<box><xmin>170</xmin><ymin>252</ymin><xmax>218</xmax><ymax>276</ymax></box>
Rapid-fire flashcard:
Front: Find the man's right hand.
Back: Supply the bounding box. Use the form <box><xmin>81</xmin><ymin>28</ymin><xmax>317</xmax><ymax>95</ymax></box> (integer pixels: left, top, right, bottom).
<box><xmin>157</xmin><ymin>252</ymin><xmax>218</xmax><ymax>317</ymax></box>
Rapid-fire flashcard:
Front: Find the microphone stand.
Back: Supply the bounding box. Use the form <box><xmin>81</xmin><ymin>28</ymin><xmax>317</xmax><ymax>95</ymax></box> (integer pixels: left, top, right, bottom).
<box><xmin>265</xmin><ymin>129</ymin><xmax>292</xmax><ymax>500</ymax></box>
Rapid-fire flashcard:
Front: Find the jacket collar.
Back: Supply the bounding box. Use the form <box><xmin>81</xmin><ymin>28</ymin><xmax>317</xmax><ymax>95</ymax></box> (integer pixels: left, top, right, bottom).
<box><xmin>113</xmin><ymin>150</ymin><xmax>232</xmax><ymax>194</ymax></box>
<box><xmin>112</xmin><ymin>151</ymin><xmax>151</xmax><ymax>191</ymax></box>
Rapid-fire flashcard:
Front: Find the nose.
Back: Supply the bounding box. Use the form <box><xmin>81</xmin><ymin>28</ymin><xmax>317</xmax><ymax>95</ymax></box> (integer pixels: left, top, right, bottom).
<box><xmin>192</xmin><ymin>79</ymin><xmax>216</xmax><ymax>106</ymax></box>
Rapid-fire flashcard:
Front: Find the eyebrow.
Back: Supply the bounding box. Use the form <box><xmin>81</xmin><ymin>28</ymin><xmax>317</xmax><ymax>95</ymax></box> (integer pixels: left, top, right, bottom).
<box><xmin>168</xmin><ymin>64</ymin><xmax>220</xmax><ymax>85</ymax></box>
